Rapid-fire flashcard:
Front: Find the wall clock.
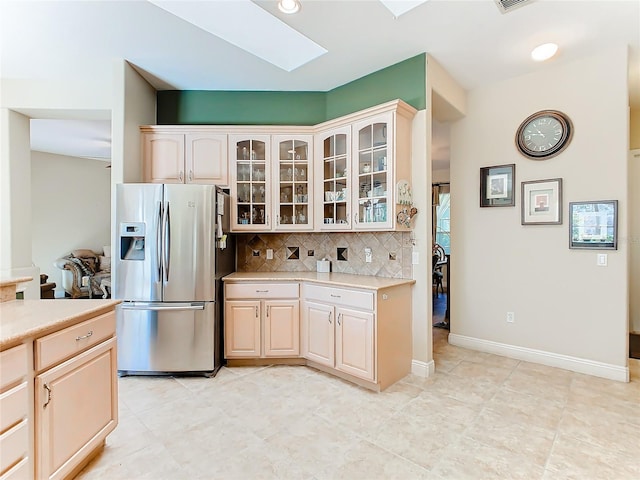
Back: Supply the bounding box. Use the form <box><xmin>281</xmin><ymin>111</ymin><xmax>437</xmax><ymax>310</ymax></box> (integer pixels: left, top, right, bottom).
<box><xmin>515</xmin><ymin>110</ymin><xmax>573</xmax><ymax>160</ymax></box>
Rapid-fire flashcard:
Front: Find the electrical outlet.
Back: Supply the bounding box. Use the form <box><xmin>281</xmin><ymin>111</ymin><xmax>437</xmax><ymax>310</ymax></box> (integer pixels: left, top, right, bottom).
<box><xmin>506</xmin><ymin>311</ymin><xmax>515</xmax><ymax>323</ymax></box>
<box><xmin>266</xmin><ymin>249</ymin><xmax>273</xmax><ymax>260</ymax></box>
<box><xmin>412</xmin><ymin>251</ymin><xmax>419</xmax><ymax>265</ymax></box>
<box><xmin>364</xmin><ymin>247</ymin><xmax>372</xmax><ymax>263</ymax></box>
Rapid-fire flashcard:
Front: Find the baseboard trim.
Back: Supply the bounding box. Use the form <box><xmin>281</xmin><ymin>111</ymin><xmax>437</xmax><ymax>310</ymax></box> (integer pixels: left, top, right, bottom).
<box><xmin>448</xmin><ymin>333</ymin><xmax>629</xmax><ymax>382</ymax></box>
<box><xmin>411</xmin><ymin>359</ymin><xmax>435</xmax><ymax>378</ymax></box>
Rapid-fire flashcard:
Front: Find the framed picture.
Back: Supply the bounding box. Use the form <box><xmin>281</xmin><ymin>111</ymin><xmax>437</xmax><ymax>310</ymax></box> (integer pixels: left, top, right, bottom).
<box><xmin>480</xmin><ymin>164</ymin><xmax>515</xmax><ymax>207</ymax></box>
<box><xmin>521</xmin><ymin>178</ymin><xmax>562</xmax><ymax>225</ymax></box>
<box><xmin>569</xmin><ymin>200</ymin><xmax>618</xmax><ymax>250</ymax></box>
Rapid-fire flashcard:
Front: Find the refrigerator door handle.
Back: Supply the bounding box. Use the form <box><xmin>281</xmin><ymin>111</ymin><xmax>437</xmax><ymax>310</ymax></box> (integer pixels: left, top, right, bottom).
<box><xmin>163</xmin><ymin>202</ymin><xmax>171</xmax><ymax>282</ymax></box>
<box><xmin>120</xmin><ymin>302</ymin><xmax>205</xmax><ymax>311</ymax></box>
<box><xmin>156</xmin><ymin>201</ymin><xmax>163</xmax><ymax>282</ymax></box>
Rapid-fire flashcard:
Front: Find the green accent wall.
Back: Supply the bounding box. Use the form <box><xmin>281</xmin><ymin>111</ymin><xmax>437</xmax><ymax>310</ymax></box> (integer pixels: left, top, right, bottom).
<box><xmin>157</xmin><ymin>91</ymin><xmax>326</xmax><ymax>125</ymax></box>
<box><xmin>325</xmin><ymin>54</ymin><xmax>426</xmax><ymax>120</ymax></box>
<box><xmin>157</xmin><ymin>53</ymin><xmax>426</xmax><ymax>125</ymax></box>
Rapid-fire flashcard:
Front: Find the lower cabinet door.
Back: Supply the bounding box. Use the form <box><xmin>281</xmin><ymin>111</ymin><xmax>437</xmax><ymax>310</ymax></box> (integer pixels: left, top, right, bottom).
<box><xmin>301</xmin><ymin>301</ymin><xmax>334</xmax><ymax>368</ymax></box>
<box><xmin>335</xmin><ymin>307</ymin><xmax>375</xmax><ymax>381</ymax></box>
<box><xmin>225</xmin><ymin>300</ymin><xmax>261</xmax><ymax>358</ymax></box>
<box><xmin>35</xmin><ymin>337</ymin><xmax>118</xmax><ymax>480</ymax></box>
<box><xmin>264</xmin><ymin>300</ymin><xmax>300</xmax><ymax>357</ymax></box>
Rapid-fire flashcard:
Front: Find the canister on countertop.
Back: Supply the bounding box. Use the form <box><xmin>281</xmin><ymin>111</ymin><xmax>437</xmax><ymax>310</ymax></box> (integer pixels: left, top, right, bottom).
<box><xmin>316</xmin><ymin>258</ymin><xmax>331</xmax><ymax>273</ymax></box>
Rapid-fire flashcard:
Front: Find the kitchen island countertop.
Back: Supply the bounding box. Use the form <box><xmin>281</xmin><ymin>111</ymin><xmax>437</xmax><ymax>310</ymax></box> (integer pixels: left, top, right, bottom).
<box><xmin>0</xmin><ymin>299</ymin><xmax>121</xmax><ymax>349</ymax></box>
<box><xmin>223</xmin><ymin>271</ymin><xmax>415</xmax><ymax>290</ymax></box>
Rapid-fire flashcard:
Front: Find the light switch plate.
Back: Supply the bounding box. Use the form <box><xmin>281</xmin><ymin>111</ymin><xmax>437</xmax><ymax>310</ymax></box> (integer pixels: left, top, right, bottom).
<box><xmin>266</xmin><ymin>249</ymin><xmax>273</xmax><ymax>260</ymax></box>
<box><xmin>597</xmin><ymin>253</ymin><xmax>607</xmax><ymax>266</ymax></box>
<box><xmin>412</xmin><ymin>251</ymin><xmax>419</xmax><ymax>265</ymax></box>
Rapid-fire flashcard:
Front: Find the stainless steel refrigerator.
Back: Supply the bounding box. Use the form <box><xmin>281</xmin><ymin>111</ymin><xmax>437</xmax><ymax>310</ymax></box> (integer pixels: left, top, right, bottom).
<box><xmin>114</xmin><ymin>183</ymin><xmax>234</xmax><ymax>377</ymax></box>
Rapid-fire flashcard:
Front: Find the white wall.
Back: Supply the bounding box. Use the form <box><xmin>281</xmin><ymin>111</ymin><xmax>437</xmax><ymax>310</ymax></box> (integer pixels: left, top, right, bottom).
<box><xmin>1</xmin><ymin>76</ymin><xmax>113</xmax><ymax>298</ymax></box>
<box><xmin>31</xmin><ymin>152</ymin><xmax>111</xmax><ymax>289</ymax></box>
<box><xmin>0</xmin><ymin>109</ymin><xmax>40</xmax><ymax>297</ymax></box>
<box><xmin>449</xmin><ymin>47</ymin><xmax>630</xmax><ymax>380</ymax></box>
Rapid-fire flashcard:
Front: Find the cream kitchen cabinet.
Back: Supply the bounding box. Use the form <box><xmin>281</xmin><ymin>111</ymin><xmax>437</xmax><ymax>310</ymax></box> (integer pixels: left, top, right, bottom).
<box><xmin>34</xmin><ymin>311</ymin><xmax>118</xmax><ymax>480</ymax></box>
<box><xmin>0</xmin><ymin>344</ymin><xmax>30</xmax><ymax>480</ymax></box>
<box><xmin>315</xmin><ymin>125</ymin><xmax>352</xmax><ymax>230</ymax></box>
<box><xmin>272</xmin><ymin>135</ymin><xmax>314</xmax><ymax>231</ymax></box>
<box><xmin>141</xmin><ymin>129</ymin><xmax>228</xmax><ymax>185</ymax></box>
<box><xmin>302</xmin><ymin>285</ymin><xmax>375</xmax><ymax>382</ymax></box>
<box><xmin>301</xmin><ymin>281</ymin><xmax>412</xmax><ymax>390</ymax></box>
<box><xmin>224</xmin><ymin>283</ymin><xmax>300</xmax><ymax>358</ymax></box>
<box><xmin>229</xmin><ymin>135</ymin><xmax>272</xmax><ymax>231</ymax></box>
<box><xmin>314</xmin><ymin>100</ymin><xmax>416</xmax><ymax>232</ymax></box>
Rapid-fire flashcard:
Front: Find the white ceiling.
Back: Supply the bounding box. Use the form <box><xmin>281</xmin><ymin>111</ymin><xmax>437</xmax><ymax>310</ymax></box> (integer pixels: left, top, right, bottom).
<box><xmin>1</xmin><ymin>0</ymin><xmax>639</xmax><ymax>161</ymax></box>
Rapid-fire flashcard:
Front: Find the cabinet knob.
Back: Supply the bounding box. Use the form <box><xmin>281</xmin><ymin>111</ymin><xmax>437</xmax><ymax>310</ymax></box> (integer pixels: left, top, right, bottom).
<box><xmin>255</xmin><ymin>306</ymin><xmax>259</xmax><ymax>317</ymax></box>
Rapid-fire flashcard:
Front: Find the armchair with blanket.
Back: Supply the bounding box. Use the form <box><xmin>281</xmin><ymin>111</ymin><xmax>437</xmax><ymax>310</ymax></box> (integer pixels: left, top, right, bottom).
<box><xmin>53</xmin><ymin>248</ymin><xmax>111</xmax><ymax>298</ymax></box>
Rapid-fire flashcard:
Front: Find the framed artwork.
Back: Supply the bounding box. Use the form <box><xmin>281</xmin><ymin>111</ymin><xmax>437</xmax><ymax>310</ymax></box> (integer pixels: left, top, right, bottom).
<box><xmin>480</xmin><ymin>164</ymin><xmax>515</xmax><ymax>207</ymax></box>
<box><xmin>521</xmin><ymin>178</ymin><xmax>562</xmax><ymax>225</ymax></box>
<box><xmin>569</xmin><ymin>200</ymin><xmax>618</xmax><ymax>250</ymax></box>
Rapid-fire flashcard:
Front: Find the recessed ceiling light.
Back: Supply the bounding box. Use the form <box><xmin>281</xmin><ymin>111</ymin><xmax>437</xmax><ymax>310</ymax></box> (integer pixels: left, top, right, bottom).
<box><xmin>531</xmin><ymin>43</ymin><xmax>558</xmax><ymax>62</ymax></box>
<box><xmin>278</xmin><ymin>0</ymin><xmax>301</xmax><ymax>14</ymax></box>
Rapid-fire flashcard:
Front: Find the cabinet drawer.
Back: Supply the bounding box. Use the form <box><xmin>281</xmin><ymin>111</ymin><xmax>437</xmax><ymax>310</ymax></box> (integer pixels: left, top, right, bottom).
<box><xmin>35</xmin><ymin>311</ymin><xmax>116</xmax><ymax>372</ymax></box>
<box><xmin>0</xmin><ymin>345</ymin><xmax>27</xmax><ymax>391</ymax></box>
<box><xmin>0</xmin><ymin>383</ymin><xmax>28</xmax><ymax>433</ymax></box>
<box><xmin>0</xmin><ymin>420</ymin><xmax>28</xmax><ymax>474</ymax></box>
<box><xmin>226</xmin><ymin>283</ymin><xmax>299</xmax><ymax>299</ymax></box>
<box><xmin>304</xmin><ymin>284</ymin><xmax>374</xmax><ymax>310</ymax></box>
<box><xmin>0</xmin><ymin>457</ymin><xmax>29</xmax><ymax>480</ymax></box>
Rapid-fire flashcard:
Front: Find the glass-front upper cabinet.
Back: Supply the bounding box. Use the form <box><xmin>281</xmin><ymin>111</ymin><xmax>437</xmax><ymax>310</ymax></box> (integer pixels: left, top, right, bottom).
<box><xmin>352</xmin><ymin>113</ymin><xmax>394</xmax><ymax>230</ymax></box>
<box><xmin>315</xmin><ymin>125</ymin><xmax>351</xmax><ymax>230</ymax></box>
<box><xmin>272</xmin><ymin>135</ymin><xmax>313</xmax><ymax>230</ymax></box>
<box><xmin>229</xmin><ymin>135</ymin><xmax>271</xmax><ymax>231</ymax></box>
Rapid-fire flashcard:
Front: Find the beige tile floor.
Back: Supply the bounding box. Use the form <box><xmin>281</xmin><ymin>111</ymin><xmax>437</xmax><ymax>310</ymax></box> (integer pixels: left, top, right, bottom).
<box><xmin>77</xmin><ymin>327</ymin><xmax>640</xmax><ymax>480</ymax></box>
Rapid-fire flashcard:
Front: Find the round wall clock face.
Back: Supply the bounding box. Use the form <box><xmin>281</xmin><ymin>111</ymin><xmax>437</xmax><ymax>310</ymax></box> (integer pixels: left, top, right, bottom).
<box><xmin>516</xmin><ymin>110</ymin><xmax>573</xmax><ymax>160</ymax></box>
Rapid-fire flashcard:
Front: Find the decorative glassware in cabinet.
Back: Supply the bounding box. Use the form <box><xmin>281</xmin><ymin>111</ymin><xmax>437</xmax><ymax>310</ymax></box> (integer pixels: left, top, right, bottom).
<box><xmin>235</xmin><ymin>139</ymin><xmax>267</xmax><ymax>226</ymax></box>
<box><xmin>322</xmin><ymin>132</ymin><xmax>349</xmax><ymax>226</ymax></box>
<box><xmin>357</xmin><ymin>122</ymin><xmax>387</xmax><ymax>224</ymax></box>
<box><xmin>278</xmin><ymin>139</ymin><xmax>310</xmax><ymax>226</ymax></box>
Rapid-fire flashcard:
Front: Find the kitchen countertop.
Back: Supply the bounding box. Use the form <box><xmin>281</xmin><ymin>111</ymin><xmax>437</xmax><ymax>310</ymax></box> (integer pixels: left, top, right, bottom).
<box><xmin>0</xmin><ymin>299</ymin><xmax>121</xmax><ymax>349</ymax></box>
<box><xmin>0</xmin><ymin>276</ymin><xmax>34</xmax><ymax>303</ymax></box>
<box><xmin>223</xmin><ymin>272</ymin><xmax>415</xmax><ymax>290</ymax></box>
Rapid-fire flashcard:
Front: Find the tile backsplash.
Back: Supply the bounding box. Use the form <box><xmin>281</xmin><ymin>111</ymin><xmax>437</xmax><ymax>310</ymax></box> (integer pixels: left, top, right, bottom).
<box><xmin>236</xmin><ymin>232</ymin><xmax>413</xmax><ymax>279</ymax></box>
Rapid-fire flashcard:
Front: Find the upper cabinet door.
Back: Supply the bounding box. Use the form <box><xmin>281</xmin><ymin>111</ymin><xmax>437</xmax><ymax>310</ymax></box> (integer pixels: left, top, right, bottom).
<box><xmin>315</xmin><ymin>125</ymin><xmax>352</xmax><ymax>231</ymax></box>
<box><xmin>229</xmin><ymin>135</ymin><xmax>271</xmax><ymax>231</ymax></box>
<box><xmin>142</xmin><ymin>133</ymin><xmax>185</xmax><ymax>184</ymax></box>
<box><xmin>272</xmin><ymin>135</ymin><xmax>313</xmax><ymax>231</ymax></box>
<box><xmin>352</xmin><ymin>112</ymin><xmax>394</xmax><ymax>230</ymax></box>
<box><xmin>185</xmin><ymin>133</ymin><xmax>228</xmax><ymax>185</ymax></box>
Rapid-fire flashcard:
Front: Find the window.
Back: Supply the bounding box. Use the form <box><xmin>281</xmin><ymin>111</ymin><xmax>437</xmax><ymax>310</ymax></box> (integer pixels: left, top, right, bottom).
<box><xmin>433</xmin><ymin>184</ymin><xmax>450</xmax><ymax>254</ymax></box>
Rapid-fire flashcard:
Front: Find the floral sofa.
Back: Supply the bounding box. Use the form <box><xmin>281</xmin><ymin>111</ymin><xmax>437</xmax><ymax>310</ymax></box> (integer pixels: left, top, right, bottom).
<box><xmin>54</xmin><ymin>248</ymin><xmax>111</xmax><ymax>298</ymax></box>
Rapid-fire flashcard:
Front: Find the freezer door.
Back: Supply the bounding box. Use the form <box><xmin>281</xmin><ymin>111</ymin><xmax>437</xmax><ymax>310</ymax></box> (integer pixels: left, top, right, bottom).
<box><xmin>116</xmin><ymin>302</ymin><xmax>217</xmax><ymax>374</ymax></box>
<box><xmin>163</xmin><ymin>185</ymin><xmax>216</xmax><ymax>301</ymax></box>
<box><xmin>115</xmin><ymin>184</ymin><xmax>163</xmax><ymax>301</ymax></box>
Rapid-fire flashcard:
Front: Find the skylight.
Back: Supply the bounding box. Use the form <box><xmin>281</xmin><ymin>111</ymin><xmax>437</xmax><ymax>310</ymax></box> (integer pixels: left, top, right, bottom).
<box><xmin>148</xmin><ymin>0</ymin><xmax>327</xmax><ymax>72</ymax></box>
<box><xmin>378</xmin><ymin>0</ymin><xmax>430</xmax><ymax>17</ymax></box>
